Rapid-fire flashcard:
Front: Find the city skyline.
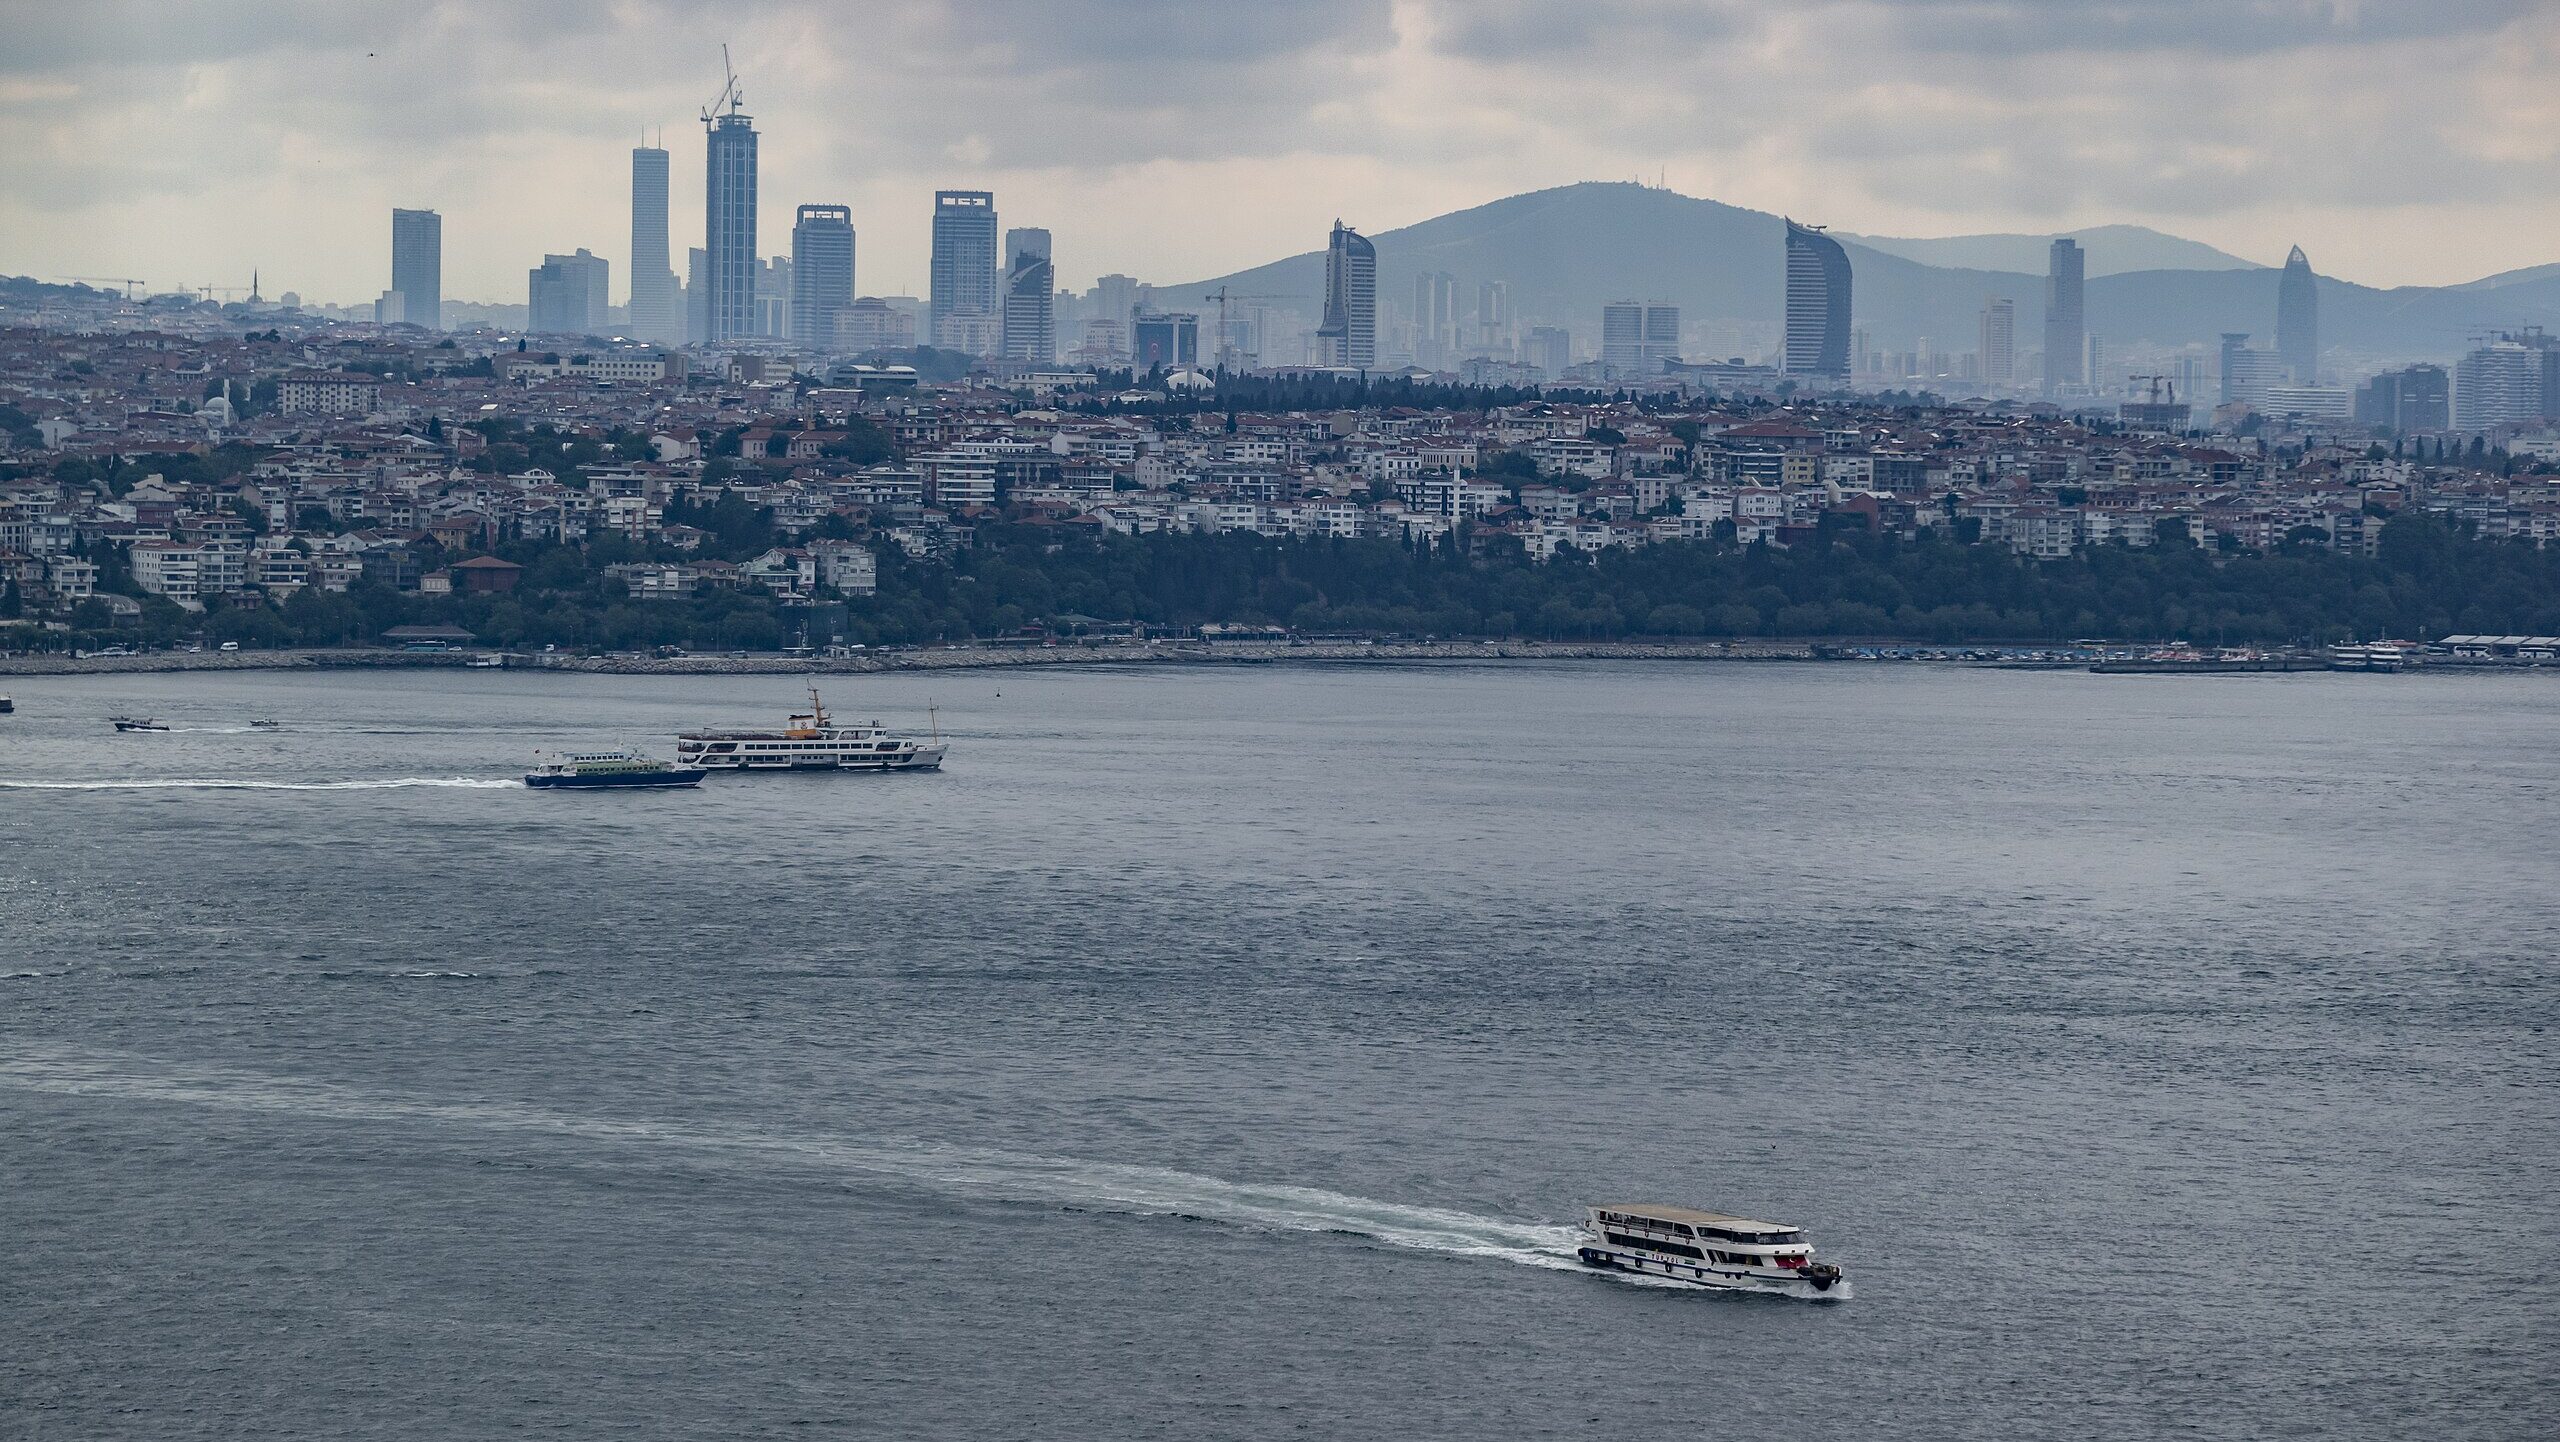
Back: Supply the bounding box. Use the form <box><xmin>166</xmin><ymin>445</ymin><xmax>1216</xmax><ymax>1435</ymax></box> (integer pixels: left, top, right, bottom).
<box><xmin>5</xmin><ymin>2</ymin><xmax>2557</xmax><ymax>304</ymax></box>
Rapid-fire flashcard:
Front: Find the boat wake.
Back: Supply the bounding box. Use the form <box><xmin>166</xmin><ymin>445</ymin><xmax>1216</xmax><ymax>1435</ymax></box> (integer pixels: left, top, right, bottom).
<box><xmin>0</xmin><ymin>777</ymin><xmax>516</xmax><ymax>792</ymax></box>
<box><xmin>0</xmin><ymin>1052</ymin><xmax>1591</xmax><ymax>1275</ymax></box>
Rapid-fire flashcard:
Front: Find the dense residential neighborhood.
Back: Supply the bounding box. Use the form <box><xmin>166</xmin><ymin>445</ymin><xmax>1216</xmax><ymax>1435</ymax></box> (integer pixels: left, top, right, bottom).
<box><xmin>3</xmin><ymin>284</ymin><xmax>2558</xmax><ymax>653</ymax></box>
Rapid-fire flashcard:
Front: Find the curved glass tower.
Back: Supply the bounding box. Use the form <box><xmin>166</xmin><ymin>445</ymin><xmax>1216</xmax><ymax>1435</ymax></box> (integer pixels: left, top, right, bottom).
<box><xmin>1783</xmin><ymin>220</ymin><xmax>1851</xmax><ymax>380</ymax></box>
<box><xmin>2276</xmin><ymin>245</ymin><xmax>2319</xmax><ymax>383</ymax></box>
<box><xmin>1317</xmin><ymin>220</ymin><xmax>1376</xmax><ymax>368</ymax></box>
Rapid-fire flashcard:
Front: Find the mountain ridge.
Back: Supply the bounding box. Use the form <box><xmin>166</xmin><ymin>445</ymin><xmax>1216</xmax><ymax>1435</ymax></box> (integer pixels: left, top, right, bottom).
<box><xmin>1177</xmin><ymin>182</ymin><xmax>2560</xmax><ymax>361</ymax></box>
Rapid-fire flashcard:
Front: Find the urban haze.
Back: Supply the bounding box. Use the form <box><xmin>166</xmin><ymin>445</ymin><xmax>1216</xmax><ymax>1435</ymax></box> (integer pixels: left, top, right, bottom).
<box><xmin>2</xmin><ymin>5</ymin><xmax>2555</xmax><ymax>1440</ymax></box>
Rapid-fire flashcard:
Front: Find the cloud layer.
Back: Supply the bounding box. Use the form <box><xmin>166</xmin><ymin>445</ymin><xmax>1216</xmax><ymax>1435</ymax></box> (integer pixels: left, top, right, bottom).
<box><xmin>1</xmin><ymin>0</ymin><xmax>2551</xmax><ymax>304</ymax></box>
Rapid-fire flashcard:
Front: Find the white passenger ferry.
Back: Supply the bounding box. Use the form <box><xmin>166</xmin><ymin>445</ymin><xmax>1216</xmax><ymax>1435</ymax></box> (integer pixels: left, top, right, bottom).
<box><xmin>674</xmin><ymin>689</ymin><xmax>947</xmax><ymax>772</ymax></box>
<box><xmin>1577</xmin><ymin>1204</ymin><xmax>1846</xmax><ymax>1297</ymax></box>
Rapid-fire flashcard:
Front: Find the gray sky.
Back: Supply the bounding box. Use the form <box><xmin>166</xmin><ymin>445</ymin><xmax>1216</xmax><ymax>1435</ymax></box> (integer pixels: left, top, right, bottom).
<box><xmin>3</xmin><ymin>0</ymin><xmax>2553</xmax><ymax>304</ymax></box>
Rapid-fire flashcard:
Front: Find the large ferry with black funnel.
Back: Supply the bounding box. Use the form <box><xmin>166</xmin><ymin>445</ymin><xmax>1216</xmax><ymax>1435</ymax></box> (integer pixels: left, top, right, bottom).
<box><xmin>1577</xmin><ymin>1204</ymin><xmax>1846</xmax><ymax>1297</ymax></box>
<box><xmin>675</xmin><ymin>689</ymin><xmax>947</xmax><ymax>772</ymax></box>
<box><xmin>524</xmin><ymin>749</ymin><xmax>706</xmax><ymax>789</ymax></box>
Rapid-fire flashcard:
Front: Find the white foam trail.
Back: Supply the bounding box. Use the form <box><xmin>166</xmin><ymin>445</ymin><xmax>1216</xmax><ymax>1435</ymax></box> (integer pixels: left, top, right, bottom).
<box><xmin>0</xmin><ymin>1053</ymin><xmax>1585</xmax><ymax>1274</ymax></box>
<box><xmin>0</xmin><ymin>777</ymin><xmax>517</xmax><ymax>792</ymax></box>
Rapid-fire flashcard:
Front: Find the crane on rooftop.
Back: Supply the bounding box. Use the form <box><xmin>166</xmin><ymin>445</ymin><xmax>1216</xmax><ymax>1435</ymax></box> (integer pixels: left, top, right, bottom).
<box><xmin>57</xmin><ymin>276</ymin><xmax>148</xmax><ymax>300</ymax></box>
<box><xmin>701</xmin><ymin>43</ymin><xmax>742</xmax><ymax>126</ymax></box>
<box><xmin>1203</xmin><ymin>286</ymin><xmax>1291</xmax><ymax>373</ymax></box>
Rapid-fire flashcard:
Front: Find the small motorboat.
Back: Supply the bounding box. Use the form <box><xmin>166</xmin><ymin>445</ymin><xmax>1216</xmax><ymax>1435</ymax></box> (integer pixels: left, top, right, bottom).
<box><xmin>248</xmin><ymin>719</ymin><xmax>282</xmax><ymax>730</ymax></box>
<box><xmin>111</xmin><ymin>716</ymin><xmax>169</xmax><ymax>732</ymax></box>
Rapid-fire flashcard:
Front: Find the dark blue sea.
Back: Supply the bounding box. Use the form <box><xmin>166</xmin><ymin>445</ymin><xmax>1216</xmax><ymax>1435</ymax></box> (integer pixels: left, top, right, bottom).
<box><xmin>3</xmin><ymin>662</ymin><xmax>2554</xmax><ymax>1439</ymax></box>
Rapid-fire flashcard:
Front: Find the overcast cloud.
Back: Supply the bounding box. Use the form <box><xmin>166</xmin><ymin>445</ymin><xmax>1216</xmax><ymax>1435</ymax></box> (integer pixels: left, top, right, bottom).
<box><xmin>1</xmin><ymin>0</ymin><xmax>2551</xmax><ymax>303</ymax></box>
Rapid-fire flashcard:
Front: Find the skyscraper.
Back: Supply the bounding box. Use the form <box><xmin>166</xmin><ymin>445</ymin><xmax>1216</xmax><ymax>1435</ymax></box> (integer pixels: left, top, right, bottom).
<box><xmin>1414</xmin><ymin>271</ymin><xmax>1456</xmax><ymax>367</ymax></box>
<box><xmin>1643</xmin><ymin>303</ymin><xmax>1680</xmax><ymax>366</ymax></box>
<box><xmin>1522</xmin><ymin>326</ymin><xmax>1572</xmax><ymax>378</ymax></box>
<box><xmin>527</xmin><ymin>249</ymin><xmax>609</xmax><ymax>335</ymax></box>
<box><xmin>2355</xmin><ymin>364</ymin><xmax>2451</xmax><ymax>432</ymax></box>
<box><xmin>390</xmin><ymin>208</ymin><xmax>441</xmax><ymax>331</ymax></box>
<box><xmin>685</xmin><ymin>246</ymin><xmax>709</xmax><ymax>345</ymax></box>
<box><xmin>1979</xmin><ymin>297</ymin><xmax>2015</xmax><ymax>384</ymax></box>
<box><xmin>790</xmin><ymin>204</ymin><xmax>856</xmax><ymax>346</ymax></box>
<box><xmin>1782</xmin><ymin>220</ymin><xmax>1850</xmax><ymax>379</ymax></box>
<box><xmin>2220</xmin><ymin>331</ymin><xmax>2285</xmax><ymax>406</ymax></box>
<box><xmin>1476</xmin><ymin>279</ymin><xmax>1510</xmax><ymax>352</ymax></box>
<box><xmin>2452</xmin><ymin>336</ymin><xmax>2557</xmax><ymax>430</ymax></box>
<box><xmin>2276</xmin><ymin>245</ymin><xmax>2319</xmax><ymax>383</ymax></box>
<box><xmin>1316</xmin><ymin>220</ymin><xmax>1376</xmax><ymax>368</ymax></box>
<box><xmin>929</xmin><ymin>191</ymin><xmax>1000</xmax><ymax>351</ymax></box>
<box><xmin>755</xmin><ymin>256</ymin><xmax>792</xmax><ymax>339</ymax></box>
<box><xmin>2043</xmin><ymin>238</ymin><xmax>2085</xmax><ymax>389</ymax></box>
<box><xmin>1000</xmin><ymin>227</ymin><xmax>1055</xmax><ymax>364</ymax></box>
<box><xmin>702</xmin><ymin>84</ymin><xmax>758</xmax><ymax>343</ymax></box>
<box><xmin>1130</xmin><ymin>310</ymin><xmax>1198</xmax><ymax>369</ymax></box>
<box><xmin>627</xmin><ymin>146</ymin><xmax>680</xmax><ymax>344</ymax></box>
<box><xmin>1601</xmin><ymin>301</ymin><xmax>1644</xmax><ymax>371</ymax></box>
<box><xmin>1601</xmin><ymin>301</ymin><xmax>1679</xmax><ymax>373</ymax></box>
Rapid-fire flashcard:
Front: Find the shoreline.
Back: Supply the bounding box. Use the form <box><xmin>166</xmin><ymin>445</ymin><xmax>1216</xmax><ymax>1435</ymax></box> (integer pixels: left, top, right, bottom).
<box><xmin>2</xmin><ymin>640</ymin><xmax>2545</xmax><ymax>680</ymax></box>
<box><xmin>0</xmin><ymin>639</ymin><xmax>1822</xmax><ymax>678</ymax></box>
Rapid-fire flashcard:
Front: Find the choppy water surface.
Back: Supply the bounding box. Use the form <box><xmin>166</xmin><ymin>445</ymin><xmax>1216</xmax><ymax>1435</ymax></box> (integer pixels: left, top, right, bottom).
<box><xmin>3</xmin><ymin>663</ymin><xmax>2554</xmax><ymax>1439</ymax></box>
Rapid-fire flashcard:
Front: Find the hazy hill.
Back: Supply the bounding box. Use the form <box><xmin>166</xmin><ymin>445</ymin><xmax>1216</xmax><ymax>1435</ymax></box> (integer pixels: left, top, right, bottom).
<box><xmin>1838</xmin><ymin>225</ymin><xmax>2264</xmax><ymax>276</ymax></box>
<box><xmin>1179</xmin><ymin>182</ymin><xmax>2560</xmax><ymax>361</ymax></box>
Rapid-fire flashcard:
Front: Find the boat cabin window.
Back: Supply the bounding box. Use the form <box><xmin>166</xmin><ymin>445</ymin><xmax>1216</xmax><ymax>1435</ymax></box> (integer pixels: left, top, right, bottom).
<box><xmin>1603</xmin><ymin>1230</ymin><xmax>1703</xmax><ymax>1260</ymax></box>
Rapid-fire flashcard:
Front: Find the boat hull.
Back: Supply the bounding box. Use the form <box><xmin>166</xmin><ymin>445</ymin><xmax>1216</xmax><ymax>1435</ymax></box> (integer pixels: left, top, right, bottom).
<box><xmin>1576</xmin><ymin>1245</ymin><xmax>1846</xmax><ymax>1298</ymax></box>
<box><xmin>687</xmin><ymin>745</ymin><xmax>946</xmax><ymax>772</ymax></box>
<box><xmin>524</xmin><ymin>768</ymin><xmax>706</xmax><ymax>789</ymax></box>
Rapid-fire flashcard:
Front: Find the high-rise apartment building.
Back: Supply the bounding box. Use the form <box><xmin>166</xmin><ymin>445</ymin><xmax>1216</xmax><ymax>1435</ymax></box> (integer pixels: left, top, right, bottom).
<box><xmin>1131</xmin><ymin>310</ymin><xmax>1199</xmax><ymax>369</ymax></box>
<box><xmin>527</xmin><ymin>249</ymin><xmax>609</xmax><ymax>335</ymax></box>
<box><xmin>390</xmin><ymin>208</ymin><xmax>442</xmax><ymax>330</ymax></box>
<box><xmin>627</xmin><ymin>147</ymin><xmax>680</xmax><ymax>344</ymax></box>
<box><xmin>2453</xmin><ymin>336</ymin><xmax>2558</xmax><ymax>431</ymax></box>
<box><xmin>1522</xmin><ymin>326</ymin><xmax>1572</xmax><ymax>378</ymax></box>
<box><xmin>1477</xmin><ymin>280</ymin><xmax>1511</xmax><ymax>352</ymax></box>
<box><xmin>2220</xmin><ymin>332</ymin><xmax>2285</xmax><ymax>406</ymax></box>
<box><xmin>702</xmin><ymin>88</ymin><xmax>758</xmax><ymax>342</ymax></box>
<box><xmin>1413</xmin><ymin>271</ymin><xmax>1457</xmax><ymax>368</ymax></box>
<box><xmin>1979</xmin><ymin>297</ymin><xmax>2015</xmax><ymax>385</ymax></box>
<box><xmin>1600</xmin><ymin>301</ymin><xmax>1645</xmax><ymax>372</ymax></box>
<box><xmin>2276</xmin><ymin>245</ymin><xmax>2320</xmax><ymax>383</ymax></box>
<box><xmin>755</xmin><ymin>256</ymin><xmax>792</xmax><ymax>339</ymax></box>
<box><xmin>2354</xmin><ymin>364</ymin><xmax>2451</xmax><ymax>432</ymax></box>
<box><xmin>1316</xmin><ymin>220</ymin><xmax>1376</xmax><ymax>368</ymax></box>
<box><xmin>1782</xmin><ymin>220</ymin><xmax>1851</xmax><ymax>380</ymax></box>
<box><xmin>790</xmin><ymin>204</ymin><xmax>856</xmax><ymax>346</ymax></box>
<box><xmin>2044</xmin><ymin>238</ymin><xmax>2085</xmax><ymax>389</ymax></box>
<box><xmin>1644</xmin><ymin>304</ymin><xmax>1680</xmax><ymax>366</ymax></box>
<box><xmin>1601</xmin><ymin>301</ymin><xmax>1679</xmax><ymax>373</ymax></box>
<box><xmin>685</xmin><ymin>247</ymin><xmax>709</xmax><ymax>345</ymax></box>
<box><xmin>929</xmin><ymin>190</ymin><xmax>1000</xmax><ymax>351</ymax></box>
<box><xmin>1000</xmin><ymin>227</ymin><xmax>1055</xmax><ymax>364</ymax></box>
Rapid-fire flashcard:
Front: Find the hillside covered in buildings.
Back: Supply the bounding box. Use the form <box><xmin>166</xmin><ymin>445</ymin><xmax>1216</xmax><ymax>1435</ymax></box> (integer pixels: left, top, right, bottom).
<box><xmin>3</xmin><ymin>312</ymin><xmax>2559</xmax><ymax>657</ymax></box>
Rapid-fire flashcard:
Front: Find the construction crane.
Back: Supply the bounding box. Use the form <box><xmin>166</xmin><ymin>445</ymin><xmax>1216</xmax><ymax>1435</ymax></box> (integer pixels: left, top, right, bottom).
<box><xmin>58</xmin><ymin>276</ymin><xmax>148</xmax><ymax>300</ymax></box>
<box><xmin>2129</xmin><ymin>374</ymin><xmax>2175</xmax><ymax>406</ymax></box>
<box><xmin>1202</xmin><ymin>286</ymin><xmax>1291</xmax><ymax>372</ymax></box>
<box><xmin>701</xmin><ymin>43</ymin><xmax>742</xmax><ymax>126</ymax></box>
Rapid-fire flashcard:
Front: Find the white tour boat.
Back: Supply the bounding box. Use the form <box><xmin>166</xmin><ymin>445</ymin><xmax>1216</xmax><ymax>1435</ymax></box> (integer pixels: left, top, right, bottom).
<box><xmin>1577</xmin><ymin>1204</ymin><xmax>1846</xmax><ymax>1296</ymax></box>
<box><xmin>674</xmin><ymin>688</ymin><xmax>947</xmax><ymax>773</ymax></box>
